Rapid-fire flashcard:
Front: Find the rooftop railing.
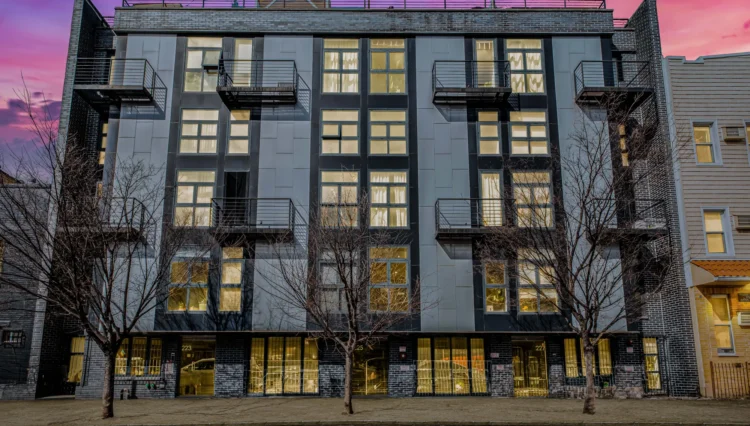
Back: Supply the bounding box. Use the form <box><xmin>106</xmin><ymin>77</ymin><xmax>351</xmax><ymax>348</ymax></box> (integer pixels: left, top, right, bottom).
<box><xmin>121</xmin><ymin>0</ymin><xmax>607</xmax><ymax>10</ymax></box>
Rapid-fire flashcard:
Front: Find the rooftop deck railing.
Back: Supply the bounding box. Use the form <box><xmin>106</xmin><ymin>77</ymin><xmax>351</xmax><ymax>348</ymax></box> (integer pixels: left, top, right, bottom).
<box><xmin>121</xmin><ymin>0</ymin><xmax>607</xmax><ymax>10</ymax></box>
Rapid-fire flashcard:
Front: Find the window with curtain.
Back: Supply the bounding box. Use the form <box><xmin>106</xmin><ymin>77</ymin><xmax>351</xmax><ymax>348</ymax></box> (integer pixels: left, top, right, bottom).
<box><xmin>513</xmin><ymin>171</ymin><xmax>552</xmax><ymax>228</ymax></box>
<box><xmin>323</xmin><ymin>39</ymin><xmax>359</xmax><ymax>93</ymax></box>
<box><xmin>370</xmin><ymin>39</ymin><xmax>405</xmax><ymax>94</ymax></box>
<box><xmin>249</xmin><ymin>337</ymin><xmax>318</xmax><ymax>395</ymax></box>
<box><xmin>416</xmin><ymin>337</ymin><xmax>486</xmax><ymax>395</ymax></box>
<box><xmin>168</xmin><ymin>259</ymin><xmax>209</xmax><ymax>312</ymax></box>
<box><xmin>370</xmin><ymin>171</ymin><xmax>408</xmax><ymax>228</ymax></box>
<box><xmin>369</xmin><ymin>247</ymin><xmax>409</xmax><ymax>312</ymax></box>
<box><xmin>321</xmin><ymin>110</ymin><xmax>359</xmax><ymax>155</ymax></box>
<box><xmin>370</xmin><ymin>110</ymin><xmax>407</xmax><ymax>155</ymax></box>
<box><xmin>484</xmin><ymin>262</ymin><xmax>507</xmax><ymax>313</ymax></box>
<box><xmin>114</xmin><ymin>337</ymin><xmax>163</xmax><ymax>377</ymax></box>
<box><xmin>506</xmin><ymin>39</ymin><xmax>544</xmax><ymax>93</ymax></box>
<box><xmin>174</xmin><ymin>171</ymin><xmax>215</xmax><ymax>227</ymax></box>
<box><xmin>321</xmin><ymin>171</ymin><xmax>359</xmax><ymax>227</ymax></box>
<box><xmin>184</xmin><ymin>37</ymin><xmax>222</xmax><ymax>92</ymax></box>
<box><xmin>67</xmin><ymin>337</ymin><xmax>85</xmax><ymax>383</ymax></box>
<box><xmin>475</xmin><ymin>39</ymin><xmax>496</xmax><ymax>88</ymax></box>
<box><xmin>228</xmin><ymin>111</ymin><xmax>250</xmax><ymax>154</ymax></box>
<box><xmin>220</xmin><ymin>247</ymin><xmax>243</xmax><ymax>312</ymax></box>
<box><xmin>480</xmin><ymin>172</ymin><xmax>502</xmax><ymax>226</ymax></box>
<box><xmin>478</xmin><ymin>111</ymin><xmax>500</xmax><ymax>155</ymax></box>
<box><xmin>563</xmin><ymin>338</ymin><xmax>612</xmax><ymax>377</ymax></box>
<box><xmin>693</xmin><ymin>124</ymin><xmax>716</xmax><ymax>164</ymax></box>
<box><xmin>179</xmin><ymin>109</ymin><xmax>219</xmax><ymax>154</ymax></box>
<box><xmin>710</xmin><ymin>295</ymin><xmax>735</xmax><ymax>354</ymax></box>
<box><xmin>510</xmin><ymin>111</ymin><xmax>548</xmax><ymax>155</ymax></box>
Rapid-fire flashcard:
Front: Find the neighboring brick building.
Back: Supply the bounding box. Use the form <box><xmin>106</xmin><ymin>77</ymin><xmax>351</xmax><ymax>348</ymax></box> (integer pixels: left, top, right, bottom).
<box><xmin>4</xmin><ymin>0</ymin><xmax>700</xmax><ymax>400</ymax></box>
<box><xmin>665</xmin><ymin>53</ymin><xmax>750</xmax><ymax>398</ymax></box>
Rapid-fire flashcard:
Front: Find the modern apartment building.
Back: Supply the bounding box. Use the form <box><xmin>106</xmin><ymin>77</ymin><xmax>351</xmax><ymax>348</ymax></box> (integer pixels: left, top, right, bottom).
<box><xmin>1</xmin><ymin>0</ymin><xmax>700</xmax><ymax>400</ymax></box>
<box><xmin>665</xmin><ymin>53</ymin><xmax>750</xmax><ymax>399</ymax></box>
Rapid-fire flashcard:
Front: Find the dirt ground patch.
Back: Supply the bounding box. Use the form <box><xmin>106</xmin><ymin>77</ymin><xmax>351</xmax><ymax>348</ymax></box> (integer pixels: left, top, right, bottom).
<box><xmin>1</xmin><ymin>397</ymin><xmax>749</xmax><ymax>426</ymax></box>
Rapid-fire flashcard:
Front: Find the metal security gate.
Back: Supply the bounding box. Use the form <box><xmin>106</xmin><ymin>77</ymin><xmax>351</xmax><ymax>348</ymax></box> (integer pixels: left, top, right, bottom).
<box><xmin>711</xmin><ymin>362</ymin><xmax>750</xmax><ymax>399</ymax></box>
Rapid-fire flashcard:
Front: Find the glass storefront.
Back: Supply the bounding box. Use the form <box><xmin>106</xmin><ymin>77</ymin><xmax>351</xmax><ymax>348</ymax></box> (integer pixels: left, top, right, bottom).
<box><xmin>416</xmin><ymin>337</ymin><xmax>487</xmax><ymax>395</ymax></box>
<box><xmin>180</xmin><ymin>337</ymin><xmax>215</xmax><ymax>396</ymax></box>
<box><xmin>352</xmin><ymin>343</ymin><xmax>388</xmax><ymax>396</ymax></box>
<box><xmin>512</xmin><ymin>340</ymin><xmax>548</xmax><ymax>397</ymax></box>
<box><xmin>248</xmin><ymin>336</ymin><xmax>319</xmax><ymax>395</ymax></box>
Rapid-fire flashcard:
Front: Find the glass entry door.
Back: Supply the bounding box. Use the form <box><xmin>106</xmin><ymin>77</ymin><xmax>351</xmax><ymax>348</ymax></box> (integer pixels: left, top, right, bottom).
<box><xmin>475</xmin><ymin>40</ymin><xmax>496</xmax><ymax>87</ymax></box>
<box><xmin>352</xmin><ymin>344</ymin><xmax>388</xmax><ymax>395</ymax></box>
<box><xmin>480</xmin><ymin>172</ymin><xmax>502</xmax><ymax>226</ymax></box>
<box><xmin>512</xmin><ymin>341</ymin><xmax>548</xmax><ymax>397</ymax></box>
<box><xmin>180</xmin><ymin>337</ymin><xmax>216</xmax><ymax>396</ymax></box>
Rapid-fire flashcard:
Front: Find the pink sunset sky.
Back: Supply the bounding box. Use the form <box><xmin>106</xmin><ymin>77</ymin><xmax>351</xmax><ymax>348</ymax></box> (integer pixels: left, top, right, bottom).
<box><xmin>0</xmin><ymin>0</ymin><xmax>749</xmax><ymax>155</ymax></box>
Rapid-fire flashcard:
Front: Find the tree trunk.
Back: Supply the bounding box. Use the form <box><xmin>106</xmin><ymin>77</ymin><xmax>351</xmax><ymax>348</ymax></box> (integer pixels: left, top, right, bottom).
<box><xmin>582</xmin><ymin>344</ymin><xmax>596</xmax><ymax>415</ymax></box>
<box><xmin>102</xmin><ymin>350</ymin><xmax>117</xmax><ymax>419</ymax></box>
<box><xmin>343</xmin><ymin>351</ymin><xmax>354</xmax><ymax>415</ymax></box>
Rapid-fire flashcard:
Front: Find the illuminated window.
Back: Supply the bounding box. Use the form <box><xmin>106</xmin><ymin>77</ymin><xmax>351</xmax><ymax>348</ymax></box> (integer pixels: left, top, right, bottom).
<box><xmin>484</xmin><ymin>262</ymin><xmax>507</xmax><ymax>313</ymax></box>
<box><xmin>232</xmin><ymin>39</ymin><xmax>253</xmax><ymax>86</ymax></box>
<box><xmin>321</xmin><ymin>171</ymin><xmax>359</xmax><ymax>227</ymax></box>
<box><xmin>643</xmin><ymin>338</ymin><xmax>661</xmax><ymax>390</ymax></box>
<box><xmin>370</xmin><ymin>110</ymin><xmax>406</xmax><ymax>155</ymax></box>
<box><xmin>518</xmin><ymin>256</ymin><xmax>557</xmax><ymax>313</ymax></box>
<box><xmin>563</xmin><ymin>338</ymin><xmax>612</xmax><ymax>377</ymax></box>
<box><xmin>115</xmin><ymin>338</ymin><xmax>129</xmax><ymax>375</ymax></box>
<box><xmin>703</xmin><ymin>210</ymin><xmax>729</xmax><ymax>254</ymax></box>
<box><xmin>370</xmin><ymin>171</ymin><xmax>408</xmax><ymax>228</ymax></box>
<box><xmin>513</xmin><ymin>171</ymin><xmax>552</xmax><ymax>228</ymax></box>
<box><xmin>67</xmin><ymin>337</ymin><xmax>85</xmax><ymax>383</ymax></box>
<box><xmin>220</xmin><ymin>247</ymin><xmax>243</xmax><ymax>312</ymax></box>
<box><xmin>416</xmin><ymin>337</ymin><xmax>486</xmax><ymax>395</ymax></box>
<box><xmin>370</xmin><ymin>39</ymin><xmax>405</xmax><ymax>94</ymax></box>
<box><xmin>618</xmin><ymin>124</ymin><xmax>630</xmax><ymax>167</ymax></box>
<box><xmin>510</xmin><ymin>111</ymin><xmax>548</xmax><ymax>155</ymax></box>
<box><xmin>179</xmin><ymin>109</ymin><xmax>219</xmax><ymax>154</ymax></box>
<box><xmin>168</xmin><ymin>259</ymin><xmax>209</xmax><ymax>312</ymax></box>
<box><xmin>693</xmin><ymin>124</ymin><xmax>716</xmax><ymax>164</ymax></box>
<box><xmin>321</xmin><ymin>110</ymin><xmax>359</xmax><ymax>155</ymax></box>
<box><xmin>252</xmin><ymin>337</ymin><xmax>318</xmax><ymax>395</ymax></box>
<box><xmin>506</xmin><ymin>39</ymin><xmax>544</xmax><ymax>93</ymax></box>
<box><xmin>228</xmin><ymin>111</ymin><xmax>250</xmax><ymax>154</ymax></box>
<box><xmin>99</xmin><ymin>123</ymin><xmax>108</xmax><ymax>165</ymax></box>
<box><xmin>480</xmin><ymin>172</ymin><xmax>502</xmax><ymax>226</ymax></box>
<box><xmin>174</xmin><ymin>171</ymin><xmax>215</xmax><ymax>227</ymax></box>
<box><xmin>710</xmin><ymin>295</ymin><xmax>735</xmax><ymax>354</ymax></box>
<box><xmin>563</xmin><ymin>339</ymin><xmax>578</xmax><ymax>377</ymax></box>
<box><xmin>475</xmin><ymin>39</ymin><xmax>497</xmax><ymax>88</ymax></box>
<box><xmin>184</xmin><ymin>37</ymin><xmax>222</xmax><ymax>92</ymax></box>
<box><xmin>323</xmin><ymin>39</ymin><xmax>359</xmax><ymax>93</ymax></box>
<box><xmin>478</xmin><ymin>111</ymin><xmax>500</xmax><ymax>155</ymax></box>
<box><xmin>369</xmin><ymin>247</ymin><xmax>409</xmax><ymax>312</ymax></box>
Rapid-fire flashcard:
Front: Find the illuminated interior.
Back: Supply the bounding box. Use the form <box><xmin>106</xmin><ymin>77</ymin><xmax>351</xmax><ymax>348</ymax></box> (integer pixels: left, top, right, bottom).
<box><xmin>180</xmin><ymin>337</ymin><xmax>215</xmax><ymax>396</ymax></box>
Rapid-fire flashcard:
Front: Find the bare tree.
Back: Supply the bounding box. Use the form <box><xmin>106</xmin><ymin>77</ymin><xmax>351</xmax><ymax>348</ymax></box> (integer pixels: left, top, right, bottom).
<box><xmin>478</xmin><ymin>95</ymin><xmax>683</xmax><ymax>414</ymax></box>
<box><xmin>0</xmin><ymin>86</ymin><xmax>212</xmax><ymax>418</ymax></box>
<box><xmin>257</xmin><ymin>195</ymin><xmax>425</xmax><ymax>414</ymax></box>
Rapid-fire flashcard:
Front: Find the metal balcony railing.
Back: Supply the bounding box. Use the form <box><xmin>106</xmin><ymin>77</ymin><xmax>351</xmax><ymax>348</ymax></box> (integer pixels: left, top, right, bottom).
<box><xmin>432</xmin><ymin>61</ymin><xmax>511</xmax><ymax>105</ymax></box>
<box><xmin>613</xmin><ymin>18</ymin><xmax>629</xmax><ymax>28</ymax></box>
<box><xmin>211</xmin><ymin>198</ymin><xmax>295</xmax><ymax>235</ymax></box>
<box><xmin>598</xmin><ymin>198</ymin><xmax>668</xmax><ymax>233</ymax></box>
<box><xmin>217</xmin><ymin>59</ymin><xmax>298</xmax><ymax>106</ymax></box>
<box><xmin>62</xmin><ymin>197</ymin><xmax>147</xmax><ymax>241</ymax></box>
<box><xmin>435</xmin><ymin>198</ymin><xmax>508</xmax><ymax>237</ymax></box>
<box><xmin>121</xmin><ymin>0</ymin><xmax>607</xmax><ymax>10</ymax></box>
<box><xmin>73</xmin><ymin>58</ymin><xmax>167</xmax><ymax>109</ymax></box>
<box><xmin>574</xmin><ymin>60</ymin><xmax>653</xmax><ymax>107</ymax></box>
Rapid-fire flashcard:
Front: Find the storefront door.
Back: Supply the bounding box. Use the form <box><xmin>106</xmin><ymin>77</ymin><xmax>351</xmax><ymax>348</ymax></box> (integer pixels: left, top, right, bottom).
<box><xmin>352</xmin><ymin>344</ymin><xmax>388</xmax><ymax>396</ymax></box>
<box><xmin>512</xmin><ymin>341</ymin><xmax>548</xmax><ymax>397</ymax></box>
<box><xmin>180</xmin><ymin>337</ymin><xmax>216</xmax><ymax>396</ymax></box>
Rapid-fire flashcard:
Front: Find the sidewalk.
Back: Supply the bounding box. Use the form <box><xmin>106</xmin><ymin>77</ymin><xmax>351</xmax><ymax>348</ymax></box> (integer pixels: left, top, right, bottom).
<box><xmin>2</xmin><ymin>397</ymin><xmax>750</xmax><ymax>426</ymax></box>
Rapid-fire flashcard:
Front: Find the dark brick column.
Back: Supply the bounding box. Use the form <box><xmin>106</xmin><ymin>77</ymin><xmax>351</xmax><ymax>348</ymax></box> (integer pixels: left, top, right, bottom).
<box><xmin>318</xmin><ymin>341</ymin><xmax>344</xmax><ymax>398</ymax></box>
<box><xmin>547</xmin><ymin>338</ymin><xmax>565</xmax><ymax>398</ymax></box>
<box><xmin>214</xmin><ymin>335</ymin><xmax>247</xmax><ymax>397</ymax></box>
<box><xmin>387</xmin><ymin>337</ymin><xmax>414</xmax><ymax>397</ymax></box>
<box><xmin>488</xmin><ymin>335</ymin><xmax>513</xmax><ymax>397</ymax></box>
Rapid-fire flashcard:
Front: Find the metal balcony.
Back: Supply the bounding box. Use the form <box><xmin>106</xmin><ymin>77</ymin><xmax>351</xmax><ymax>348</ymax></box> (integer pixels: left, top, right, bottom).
<box><xmin>433</xmin><ymin>61</ymin><xmax>511</xmax><ymax>105</ymax></box>
<box><xmin>73</xmin><ymin>58</ymin><xmax>166</xmax><ymax>110</ymax></box>
<box><xmin>217</xmin><ymin>60</ymin><xmax>297</xmax><ymax>107</ymax></box>
<box><xmin>435</xmin><ymin>198</ymin><xmax>507</xmax><ymax>239</ymax></box>
<box><xmin>574</xmin><ymin>61</ymin><xmax>654</xmax><ymax>109</ymax></box>
<box><xmin>211</xmin><ymin>198</ymin><xmax>295</xmax><ymax>239</ymax></box>
<box><xmin>598</xmin><ymin>198</ymin><xmax>669</xmax><ymax>242</ymax></box>
<box><xmin>63</xmin><ymin>197</ymin><xmax>147</xmax><ymax>243</ymax></box>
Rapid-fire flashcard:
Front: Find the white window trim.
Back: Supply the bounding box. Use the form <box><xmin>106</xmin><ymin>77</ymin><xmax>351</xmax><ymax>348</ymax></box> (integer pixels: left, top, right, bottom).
<box><xmin>710</xmin><ymin>294</ymin><xmax>736</xmax><ymax>356</ymax></box>
<box><xmin>701</xmin><ymin>207</ymin><xmax>734</xmax><ymax>257</ymax></box>
<box><xmin>691</xmin><ymin>120</ymin><xmax>722</xmax><ymax>166</ymax></box>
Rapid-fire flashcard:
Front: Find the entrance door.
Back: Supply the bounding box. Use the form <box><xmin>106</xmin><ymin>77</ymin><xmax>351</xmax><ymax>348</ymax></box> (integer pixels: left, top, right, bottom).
<box><xmin>180</xmin><ymin>337</ymin><xmax>216</xmax><ymax>396</ymax></box>
<box><xmin>352</xmin><ymin>344</ymin><xmax>388</xmax><ymax>395</ymax></box>
<box><xmin>512</xmin><ymin>341</ymin><xmax>548</xmax><ymax>397</ymax></box>
<box><xmin>480</xmin><ymin>172</ymin><xmax>502</xmax><ymax>226</ymax></box>
<box><xmin>475</xmin><ymin>40</ymin><xmax>496</xmax><ymax>87</ymax></box>
<box><xmin>223</xmin><ymin>171</ymin><xmax>248</xmax><ymax>227</ymax></box>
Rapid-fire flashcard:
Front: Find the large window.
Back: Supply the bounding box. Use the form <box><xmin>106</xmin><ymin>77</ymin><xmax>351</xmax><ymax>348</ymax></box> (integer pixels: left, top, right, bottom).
<box><xmin>513</xmin><ymin>171</ymin><xmax>552</xmax><ymax>228</ymax></box>
<box><xmin>67</xmin><ymin>337</ymin><xmax>85</xmax><ymax>383</ymax></box>
<box><xmin>168</xmin><ymin>259</ymin><xmax>209</xmax><ymax>312</ymax></box>
<box><xmin>369</xmin><ymin>247</ymin><xmax>409</xmax><ymax>312</ymax></box>
<box><xmin>319</xmin><ymin>255</ymin><xmax>345</xmax><ymax>313</ymax></box>
<box><xmin>180</xmin><ymin>110</ymin><xmax>219</xmax><ymax>154</ymax></box>
<box><xmin>322</xmin><ymin>110</ymin><xmax>359</xmax><ymax>155</ymax></box>
<box><xmin>478</xmin><ymin>111</ymin><xmax>500</xmax><ymax>155</ymax></box>
<box><xmin>563</xmin><ymin>338</ymin><xmax>612</xmax><ymax>378</ymax></box>
<box><xmin>115</xmin><ymin>337</ymin><xmax>162</xmax><ymax>376</ymax></box>
<box><xmin>370</xmin><ymin>171</ymin><xmax>408</xmax><ymax>228</ymax></box>
<box><xmin>484</xmin><ymin>262</ymin><xmax>507</xmax><ymax>313</ymax></box>
<box><xmin>321</xmin><ymin>171</ymin><xmax>359</xmax><ymax>227</ymax></box>
<box><xmin>703</xmin><ymin>210</ymin><xmax>728</xmax><ymax>254</ymax></box>
<box><xmin>184</xmin><ymin>37</ymin><xmax>222</xmax><ymax>92</ymax></box>
<box><xmin>416</xmin><ymin>337</ymin><xmax>487</xmax><ymax>395</ymax></box>
<box><xmin>220</xmin><ymin>248</ymin><xmax>243</xmax><ymax>312</ymax></box>
<box><xmin>693</xmin><ymin>124</ymin><xmax>717</xmax><ymax>164</ymax></box>
<box><xmin>510</xmin><ymin>111</ymin><xmax>548</xmax><ymax>155</ymax></box>
<box><xmin>506</xmin><ymin>39</ymin><xmax>544</xmax><ymax>94</ymax></box>
<box><xmin>248</xmin><ymin>337</ymin><xmax>319</xmax><ymax>395</ymax></box>
<box><xmin>370</xmin><ymin>39</ymin><xmax>405</xmax><ymax>94</ymax></box>
<box><xmin>710</xmin><ymin>295</ymin><xmax>735</xmax><ymax>354</ymax></box>
<box><xmin>175</xmin><ymin>171</ymin><xmax>215</xmax><ymax>227</ymax></box>
<box><xmin>323</xmin><ymin>39</ymin><xmax>359</xmax><ymax>93</ymax></box>
<box><xmin>228</xmin><ymin>111</ymin><xmax>250</xmax><ymax>155</ymax></box>
<box><xmin>518</xmin><ymin>258</ymin><xmax>557</xmax><ymax>313</ymax></box>
<box><xmin>370</xmin><ymin>110</ymin><xmax>407</xmax><ymax>155</ymax></box>
<box><xmin>643</xmin><ymin>337</ymin><xmax>661</xmax><ymax>390</ymax></box>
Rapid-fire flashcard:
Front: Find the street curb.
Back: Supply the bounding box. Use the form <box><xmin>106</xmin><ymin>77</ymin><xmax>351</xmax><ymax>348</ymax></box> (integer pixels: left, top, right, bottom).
<box><xmin>110</xmin><ymin>423</ymin><xmax>750</xmax><ymax>426</ymax></box>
